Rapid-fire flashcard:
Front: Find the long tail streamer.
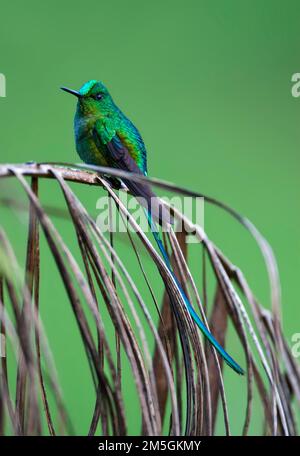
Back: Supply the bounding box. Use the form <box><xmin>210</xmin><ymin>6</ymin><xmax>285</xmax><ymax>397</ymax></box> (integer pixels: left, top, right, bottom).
<box><xmin>147</xmin><ymin>211</ymin><xmax>244</xmax><ymax>375</ymax></box>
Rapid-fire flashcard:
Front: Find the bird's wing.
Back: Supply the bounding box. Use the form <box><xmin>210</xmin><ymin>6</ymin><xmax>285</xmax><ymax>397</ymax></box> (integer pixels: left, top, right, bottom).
<box><xmin>92</xmin><ymin>123</ymin><xmax>172</xmax><ymax>226</ymax></box>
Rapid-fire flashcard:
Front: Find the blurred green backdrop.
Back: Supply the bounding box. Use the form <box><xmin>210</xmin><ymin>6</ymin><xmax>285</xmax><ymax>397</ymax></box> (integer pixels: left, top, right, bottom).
<box><xmin>0</xmin><ymin>0</ymin><xmax>299</xmax><ymax>435</ymax></box>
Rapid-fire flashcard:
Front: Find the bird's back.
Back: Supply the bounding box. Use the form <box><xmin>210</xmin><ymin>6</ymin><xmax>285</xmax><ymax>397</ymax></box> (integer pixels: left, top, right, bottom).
<box><xmin>117</xmin><ymin>112</ymin><xmax>148</xmax><ymax>176</ymax></box>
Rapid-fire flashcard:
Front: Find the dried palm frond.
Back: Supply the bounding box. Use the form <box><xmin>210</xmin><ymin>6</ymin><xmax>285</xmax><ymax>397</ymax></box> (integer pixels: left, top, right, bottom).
<box><xmin>0</xmin><ymin>162</ymin><xmax>298</xmax><ymax>436</ymax></box>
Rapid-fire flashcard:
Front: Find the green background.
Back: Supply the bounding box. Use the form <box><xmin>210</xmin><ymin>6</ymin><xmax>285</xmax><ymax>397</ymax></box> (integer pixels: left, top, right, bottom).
<box><xmin>0</xmin><ymin>0</ymin><xmax>299</xmax><ymax>435</ymax></box>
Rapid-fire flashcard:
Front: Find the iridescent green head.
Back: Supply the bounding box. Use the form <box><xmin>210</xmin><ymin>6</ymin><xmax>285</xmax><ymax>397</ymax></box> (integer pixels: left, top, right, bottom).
<box><xmin>61</xmin><ymin>80</ymin><xmax>116</xmax><ymax>116</ymax></box>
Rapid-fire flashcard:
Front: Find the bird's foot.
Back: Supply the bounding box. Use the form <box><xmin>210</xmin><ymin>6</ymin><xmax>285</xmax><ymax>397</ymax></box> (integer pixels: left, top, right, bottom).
<box><xmin>102</xmin><ymin>175</ymin><xmax>124</xmax><ymax>190</ymax></box>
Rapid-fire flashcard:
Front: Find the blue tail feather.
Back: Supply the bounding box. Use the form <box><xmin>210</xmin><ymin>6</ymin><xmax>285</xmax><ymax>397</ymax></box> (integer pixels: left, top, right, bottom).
<box><xmin>147</xmin><ymin>212</ymin><xmax>244</xmax><ymax>376</ymax></box>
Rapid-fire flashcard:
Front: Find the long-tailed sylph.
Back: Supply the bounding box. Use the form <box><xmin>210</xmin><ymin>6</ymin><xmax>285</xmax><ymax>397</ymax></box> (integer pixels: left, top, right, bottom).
<box><xmin>61</xmin><ymin>80</ymin><xmax>244</xmax><ymax>375</ymax></box>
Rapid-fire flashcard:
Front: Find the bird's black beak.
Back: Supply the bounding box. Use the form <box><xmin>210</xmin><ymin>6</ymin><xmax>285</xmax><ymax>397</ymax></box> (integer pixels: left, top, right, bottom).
<box><xmin>60</xmin><ymin>87</ymin><xmax>82</xmax><ymax>98</ymax></box>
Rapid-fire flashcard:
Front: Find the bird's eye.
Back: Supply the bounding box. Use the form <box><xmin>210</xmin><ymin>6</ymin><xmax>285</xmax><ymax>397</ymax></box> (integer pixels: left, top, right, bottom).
<box><xmin>95</xmin><ymin>93</ymin><xmax>103</xmax><ymax>101</ymax></box>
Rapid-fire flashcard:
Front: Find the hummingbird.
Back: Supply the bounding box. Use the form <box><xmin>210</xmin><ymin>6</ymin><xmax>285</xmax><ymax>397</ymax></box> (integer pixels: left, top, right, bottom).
<box><xmin>61</xmin><ymin>80</ymin><xmax>244</xmax><ymax>375</ymax></box>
